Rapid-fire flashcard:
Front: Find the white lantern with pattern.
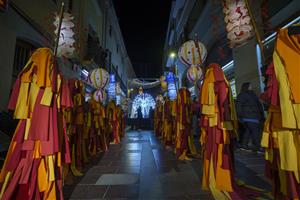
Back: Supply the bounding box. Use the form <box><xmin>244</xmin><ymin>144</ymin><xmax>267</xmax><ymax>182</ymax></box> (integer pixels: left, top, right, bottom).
<box><xmin>156</xmin><ymin>95</ymin><xmax>164</xmax><ymax>103</ymax></box>
<box><xmin>93</xmin><ymin>89</ymin><xmax>106</xmax><ymax>102</ymax></box>
<box><xmin>116</xmin><ymin>82</ymin><xmax>122</xmax><ymax>95</ymax></box>
<box><xmin>178</xmin><ymin>40</ymin><xmax>207</xmax><ymax>67</ymax></box>
<box><xmin>89</xmin><ymin>68</ymin><xmax>110</xmax><ymax>89</ymax></box>
<box><xmin>222</xmin><ymin>0</ymin><xmax>254</xmax><ymax>47</ymax></box>
<box><xmin>187</xmin><ymin>65</ymin><xmax>203</xmax><ymax>83</ymax></box>
<box><xmin>54</xmin><ymin>12</ymin><xmax>76</xmax><ymax>58</ymax></box>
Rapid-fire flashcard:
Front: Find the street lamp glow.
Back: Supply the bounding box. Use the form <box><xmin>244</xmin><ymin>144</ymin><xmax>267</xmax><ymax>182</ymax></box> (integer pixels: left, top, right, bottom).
<box><xmin>169</xmin><ymin>52</ymin><xmax>176</xmax><ymax>58</ymax></box>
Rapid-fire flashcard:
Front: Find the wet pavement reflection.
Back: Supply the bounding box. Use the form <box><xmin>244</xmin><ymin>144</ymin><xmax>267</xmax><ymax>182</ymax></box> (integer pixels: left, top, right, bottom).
<box><xmin>64</xmin><ymin>130</ymin><xmax>270</xmax><ymax>199</ymax></box>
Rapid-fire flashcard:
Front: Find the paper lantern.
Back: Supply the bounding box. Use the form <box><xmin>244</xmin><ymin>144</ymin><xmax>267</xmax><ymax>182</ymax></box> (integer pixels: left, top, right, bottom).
<box><xmin>156</xmin><ymin>95</ymin><xmax>164</xmax><ymax>103</ymax></box>
<box><xmin>178</xmin><ymin>40</ymin><xmax>207</xmax><ymax>66</ymax></box>
<box><xmin>187</xmin><ymin>65</ymin><xmax>203</xmax><ymax>83</ymax></box>
<box><xmin>93</xmin><ymin>89</ymin><xmax>106</xmax><ymax>102</ymax></box>
<box><xmin>161</xmin><ymin>82</ymin><xmax>167</xmax><ymax>91</ymax></box>
<box><xmin>121</xmin><ymin>98</ymin><xmax>130</xmax><ymax>112</ymax></box>
<box><xmin>138</xmin><ymin>87</ymin><xmax>143</xmax><ymax>95</ymax></box>
<box><xmin>89</xmin><ymin>68</ymin><xmax>110</xmax><ymax>89</ymax></box>
<box><xmin>54</xmin><ymin>12</ymin><xmax>76</xmax><ymax>58</ymax></box>
<box><xmin>160</xmin><ymin>76</ymin><xmax>167</xmax><ymax>91</ymax></box>
<box><xmin>222</xmin><ymin>0</ymin><xmax>254</xmax><ymax>47</ymax></box>
<box><xmin>116</xmin><ymin>82</ymin><xmax>122</xmax><ymax>95</ymax></box>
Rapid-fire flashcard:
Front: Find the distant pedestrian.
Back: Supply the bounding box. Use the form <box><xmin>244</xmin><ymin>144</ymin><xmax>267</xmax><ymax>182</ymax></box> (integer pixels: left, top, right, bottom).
<box><xmin>236</xmin><ymin>82</ymin><xmax>265</xmax><ymax>153</ymax></box>
<box><xmin>137</xmin><ymin>106</ymin><xmax>143</xmax><ymax>130</ymax></box>
<box><xmin>191</xmin><ymin>97</ymin><xmax>200</xmax><ymax>137</ymax></box>
<box><xmin>149</xmin><ymin>107</ymin><xmax>154</xmax><ymax>128</ymax></box>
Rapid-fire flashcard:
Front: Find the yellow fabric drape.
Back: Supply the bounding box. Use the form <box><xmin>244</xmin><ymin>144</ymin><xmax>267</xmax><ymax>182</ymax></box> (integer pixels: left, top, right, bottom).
<box><xmin>262</xmin><ymin>28</ymin><xmax>300</xmax><ymax>199</ymax></box>
<box><xmin>276</xmin><ymin>29</ymin><xmax>300</xmax><ymax>103</ymax></box>
<box><xmin>273</xmin><ymin>51</ymin><xmax>300</xmax><ymax>129</ymax></box>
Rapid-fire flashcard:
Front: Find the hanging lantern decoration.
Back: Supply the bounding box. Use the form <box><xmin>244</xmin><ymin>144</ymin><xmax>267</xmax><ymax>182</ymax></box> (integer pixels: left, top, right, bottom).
<box><xmin>53</xmin><ymin>12</ymin><xmax>76</xmax><ymax>58</ymax></box>
<box><xmin>222</xmin><ymin>0</ymin><xmax>254</xmax><ymax>48</ymax></box>
<box><xmin>107</xmin><ymin>74</ymin><xmax>116</xmax><ymax>100</ymax></box>
<box><xmin>160</xmin><ymin>76</ymin><xmax>167</xmax><ymax>91</ymax></box>
<box><xmin>121</xmin><ymin>98</ymin><xmax>130</xmax><ymax>112</ymax></box>
<box><xmin>138</xmin><ymin>87</ymin><xmax>143</xmax><ymax>95</ymax></box>
<box><xmin>178</xmin><ymin>40</ymin><xmax>207</xmax><ymax>67</ymax></box>
<box><xmin>187</xmin><ymin>65</ymin><xmax>203</xmax><ymax>83</ymax></box>
<box><xmin>156</xmin><ymin>94</ymin><xmax>164</xmax><ymax>103</ymax></box>
<box><xmin>116</xmin><ymin>82</ymin><xmax>122</xmax><ymax>95</ymax></box>
<box><xmin>88</xmin><ymin>68</ymin><xmax>110</xmax><ymax>89</ymax></box>
<box><xmin>93</xmin><ymin>89</ymin><xmax>106</xmax><ymax>102</ymax></box>
<box><xmin>166</xmin><ymin>72</ymin><xmax>175</xmax><ymax>83</ymax></box>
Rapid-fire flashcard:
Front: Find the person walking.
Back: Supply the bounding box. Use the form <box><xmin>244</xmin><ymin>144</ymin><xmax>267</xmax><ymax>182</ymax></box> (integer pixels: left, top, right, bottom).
<box><xmin>137</xmin><ymin>106</ymin><xmax>143</xmax><ymax>131</ymax></box>
<box><xmin>236</xmin><ymin>82</ymin><xmax>265</xmax><ymax>153</ymax></box>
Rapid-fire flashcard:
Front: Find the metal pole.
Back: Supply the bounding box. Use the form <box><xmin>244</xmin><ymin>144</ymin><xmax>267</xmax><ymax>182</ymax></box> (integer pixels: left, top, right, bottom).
<box><xmin>245</xmin><ymin>0</ymin><xmax>266</xmax><ymax>64</ymax></box>
<box><xmin>54</xmin><ymin>2</ymin><xmax>65</xmax><ymax>57</ymax></box>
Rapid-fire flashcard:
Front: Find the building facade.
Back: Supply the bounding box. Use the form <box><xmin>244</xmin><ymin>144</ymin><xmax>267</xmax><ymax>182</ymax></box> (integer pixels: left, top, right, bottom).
<box><xmin>163</xmin><ymin>0</ymin><xmax>300</xmax><ymax>97</ymax></box>
<box><xmin>0</xmin><ymin>0</ymin><xmax>135</xmax><ymax>111</ymax></box>
<box><xmin>104</xmin><ymin>0</ymin><xmax>135</xmax><ymax>93</ymax></box>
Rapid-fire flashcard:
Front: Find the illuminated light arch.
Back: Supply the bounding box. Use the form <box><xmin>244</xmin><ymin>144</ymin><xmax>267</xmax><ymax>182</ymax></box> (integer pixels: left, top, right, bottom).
<box><xmin>131</xmin><ymin>93</ymin><xmax>156</xmax><ymax>118</ymax></box>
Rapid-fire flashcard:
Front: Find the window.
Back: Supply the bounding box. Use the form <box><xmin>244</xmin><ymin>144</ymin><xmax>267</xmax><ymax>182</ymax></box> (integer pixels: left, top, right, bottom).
<box><xmin>13</xmin><ymin>39</ymin><xmax>36</xmax><ymax>79</ymax></box>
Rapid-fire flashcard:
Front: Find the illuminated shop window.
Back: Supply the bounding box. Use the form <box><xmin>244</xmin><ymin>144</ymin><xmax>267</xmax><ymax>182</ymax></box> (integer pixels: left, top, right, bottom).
<box><xmin>131</xmin><ymin>93</ymin><xmax>156</xmax><ymax>118</ymax></box>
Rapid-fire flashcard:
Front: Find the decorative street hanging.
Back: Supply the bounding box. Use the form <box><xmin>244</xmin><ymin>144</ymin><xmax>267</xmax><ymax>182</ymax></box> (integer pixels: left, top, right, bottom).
<box><xmin>178</xmin><ymin>40</ymin><xmax>207</xmax><ymax>67</ymax></box>
<box><xmin>168</xmin><ymin>82</ymin><xmax>177</xmax><ymax>100</ymax></box>
<box><xmin>121</xmin><ymin>98</ymin><xmax>130</xmax><ymax>112</ymax></box>
<box><xmin>116</xmin><ymin>82</ymin><xmax>122</xmax><ymax>95</ymax></box>
<box><xmin>107</xmin><ymin>74</ymin><xmax>116</xmax><ymax>100</ymax></box>
<box><xmin>166</xmin><ymin>72</ymin><xmax>177</xmax><ymax>100</ymax></box>
<box><xmin>138</xmin><ymin>86</ymin><xmax>143</xmax><ymax>95</ymax></box>
<box><xmin>160</xmin><ymin>76</ymin><xmax>168</xmax><ymax>91</ymax></box>
<box><xmin>187</xmin><ymin>65</ymin><xmax>203</xmax><ymax>83</ymax></box>
<box><xmin>156</xmin><ymin>94</ymin><xmax>164</xmax><ymax>104</ymax></box>
<box><xmin>132</xmin><ymin>93</ymin><xmax>156</xmax><ymax>118</ymax></box>
<box><xmin>222</xmin><ymin>0</ymin><xmax>254</xmax><ymax>47</ymax></box>
<box><xmin>166</xmin><ymin>72</ymin><xmax>175</xmax><ymax>83</ymax></box>
<box><xmin>93</xmin><ymin>89</ymin><xmax>107</xmax><ymax>103</ymax></box>
<box><xmin>88</xmin><ymin>68</ymin><xmax>110</xmax><ymax>89</ymax></box>
<box><xmin>0</xmin><ymin>48</ymin><xmax>72</xmax><ymax>200</ymax></box>
<box><xmin>53</xmin><ymin>12</ymin><xmax>76</xmax><ymax>58</ymax></box>
<box><xmin>130</xmin><ymin>79</ymin><xmax>160</xmax><ymax>89</ymax></box>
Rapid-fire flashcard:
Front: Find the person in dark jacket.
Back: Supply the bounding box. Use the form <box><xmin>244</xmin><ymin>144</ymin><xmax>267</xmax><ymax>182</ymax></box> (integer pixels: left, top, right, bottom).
<box><xmin>137</xmin><ymin>106</ymin><xmax>143</xmax><ymax>130</ymax></box>
<box><xmin>236</xmin><ymin>82</ymin><xmax>265</xmax><ymax>152</ymax></box>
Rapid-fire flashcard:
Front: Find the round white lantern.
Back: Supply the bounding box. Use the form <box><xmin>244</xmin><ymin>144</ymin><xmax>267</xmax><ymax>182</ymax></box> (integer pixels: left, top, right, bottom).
<box><xmin>93</xmin><ymin>89</ymin><xmax>106</xmax><ymax>102</ymax></box>
<box><xmin>89</xmin><ymin>68</ymin><xmax>110</xmax><ymax>89</ymax></box>
<box><xmin>178</xmin><ymin>40</ymin><xmax>207</xmax><ymax>66</ymax></box>
<box><xmin>187</xmin><ymin>65</ymin><xmax>203</xmax><ymax>83</ymax></box>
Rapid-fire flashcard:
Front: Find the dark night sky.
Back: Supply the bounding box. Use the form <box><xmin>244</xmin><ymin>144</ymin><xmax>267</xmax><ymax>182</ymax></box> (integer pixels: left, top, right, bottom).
<box><xmin>113</xmin><ymin>0</ymin><xmax>173</xmax><ymax>78</ymax></box>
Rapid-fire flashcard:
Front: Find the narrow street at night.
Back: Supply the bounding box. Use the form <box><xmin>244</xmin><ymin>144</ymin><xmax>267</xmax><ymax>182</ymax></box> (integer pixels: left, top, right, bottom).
<box><xmin>0</xmin><ymin>0</ymin><xmax>299</xmax><ymax>199</ymax></box>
